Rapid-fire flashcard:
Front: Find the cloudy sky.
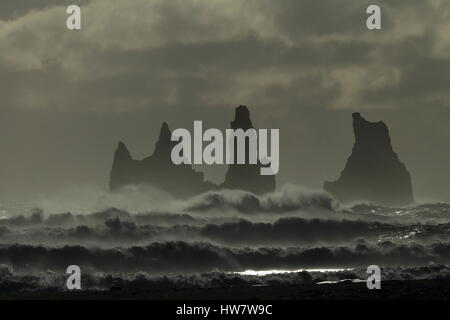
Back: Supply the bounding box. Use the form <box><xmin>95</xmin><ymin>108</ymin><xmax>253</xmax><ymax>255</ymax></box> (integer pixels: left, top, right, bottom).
<box><xmin>0</xmin><ymin>0</ymin><xmax>449</xmax><ymax>203</ymax></box>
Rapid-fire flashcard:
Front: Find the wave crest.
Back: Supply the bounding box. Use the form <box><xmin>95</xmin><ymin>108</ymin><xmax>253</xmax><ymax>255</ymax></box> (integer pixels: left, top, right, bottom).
<box><xmin>185</xmin><ymin>184</ymin><xmax>336</xmax><ymax>213</ymax></box>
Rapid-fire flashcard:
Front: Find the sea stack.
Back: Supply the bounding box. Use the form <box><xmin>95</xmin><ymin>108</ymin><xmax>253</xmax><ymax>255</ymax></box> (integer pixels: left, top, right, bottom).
<box><xmin>109</xmin><ymin>122</ymin><xmax>215</xmax><ymax>198</ymax></box>
<box><xmin>221</xmin><ymin>105</ymin><xmax>276</xmax><ymax>195</ymax></box>
<box><xmin>324</xmin><ymin>113</ymin><xmax>413</xmax><ymax>206</ymax></box>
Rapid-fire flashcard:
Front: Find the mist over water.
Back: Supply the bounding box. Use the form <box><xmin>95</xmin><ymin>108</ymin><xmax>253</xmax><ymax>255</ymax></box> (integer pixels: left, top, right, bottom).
<box><xmin>1</xmin><ymin>183</ymin><xmax>450</xmax><ymax>292</ymax></box>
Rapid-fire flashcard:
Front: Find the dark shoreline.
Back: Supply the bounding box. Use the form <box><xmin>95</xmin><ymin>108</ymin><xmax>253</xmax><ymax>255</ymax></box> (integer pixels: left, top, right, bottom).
<box><xmin>1</xmin><ymin>279</ymin><xmax>449</xmax><ymax>300</ymax></box>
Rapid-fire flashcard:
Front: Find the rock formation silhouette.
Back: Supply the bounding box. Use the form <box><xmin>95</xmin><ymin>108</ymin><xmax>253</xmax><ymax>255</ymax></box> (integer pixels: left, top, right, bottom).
<box><xmin>110</xmin><ymin>105</ymin><xmax>276</xmax><ymax>198</ymax></box>
<box><xmin>221</xmin><ymin>105</ymin><xmax>276</xmax><ymax>195</ymax></box>
<box><xmin>110</xmin><ymin>122</ymin><xmax>215</xmax><ymax>198</ymax></box>
<box><xmin>324</xmin><ymin>113</ymin><xmax>414</xmax><ymax>206</ymax></box>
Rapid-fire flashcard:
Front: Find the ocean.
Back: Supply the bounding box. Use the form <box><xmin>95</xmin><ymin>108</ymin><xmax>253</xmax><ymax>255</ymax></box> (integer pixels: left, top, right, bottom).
<box><xmin>0</xmin><ymin>184</ymin><xmax>449</xmax><ymax>294</ymax></box>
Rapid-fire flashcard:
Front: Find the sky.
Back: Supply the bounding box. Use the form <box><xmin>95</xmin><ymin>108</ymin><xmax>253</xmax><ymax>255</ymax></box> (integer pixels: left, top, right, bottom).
<box><xmin>0</xmin><ymin>0</ymin><xmax>449</xmax><ymax>203</ymax></box>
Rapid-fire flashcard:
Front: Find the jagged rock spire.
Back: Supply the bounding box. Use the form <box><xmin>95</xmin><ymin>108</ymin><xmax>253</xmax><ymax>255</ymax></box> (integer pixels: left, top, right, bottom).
<box><xmin>109</xmin><ymin>122</ymin><xmax>216</xmax><ymax>197</ymax></box>
<box><xmin>221</xmin><ymin>105</ymin><xmax>276</xmax><ymax>195</ymax></box>
<box><xmin>324</xmin><ymin>113</ymin><xmax>414</xmax><ymax>206</ymax></box>
<box><xmin>109</xmin><ymin>141</ymin><xmax>133</xmax><ymax>191</ymax></box>
<box><xmin>115</xmin><ymin>141</ymin><xmax>132</xmax><ymax>161</ymax></box>
<box><xmin>232</xmin><ymin>105</ymin><xmax>253</xmax><ymax>130</ymax></box>
<box><xmin>152</xmin><ymin>122</ymin><xmax>173</xmax><ymax>157</ymax></box>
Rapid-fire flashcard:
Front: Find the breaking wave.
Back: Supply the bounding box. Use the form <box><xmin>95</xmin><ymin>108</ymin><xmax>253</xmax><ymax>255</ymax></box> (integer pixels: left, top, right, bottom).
<box><xmin>184</xmin><ymin>184</ymin><xmax>336</xmax><ymax>213</ymax></box>
<box><xmin>1</xmin><ymin>241</ymin><xmax>450</xmax><ymax>274</ymax></box>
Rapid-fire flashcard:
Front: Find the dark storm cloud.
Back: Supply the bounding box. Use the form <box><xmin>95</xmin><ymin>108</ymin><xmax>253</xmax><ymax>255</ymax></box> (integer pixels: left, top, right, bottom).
<box><xmin>1</xmin><ymin>0</ymin><xmax>447</xmax><ymax>114</ymax></box>
<box><xmin>0</xmin><ymin>0</ymin><xmax>91</xmax><ymax>20</ymax></box>
<box><xmin>1</xmin><ymin>0</ymin><xmax>440</xmax><ymax>112</ymax></box>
